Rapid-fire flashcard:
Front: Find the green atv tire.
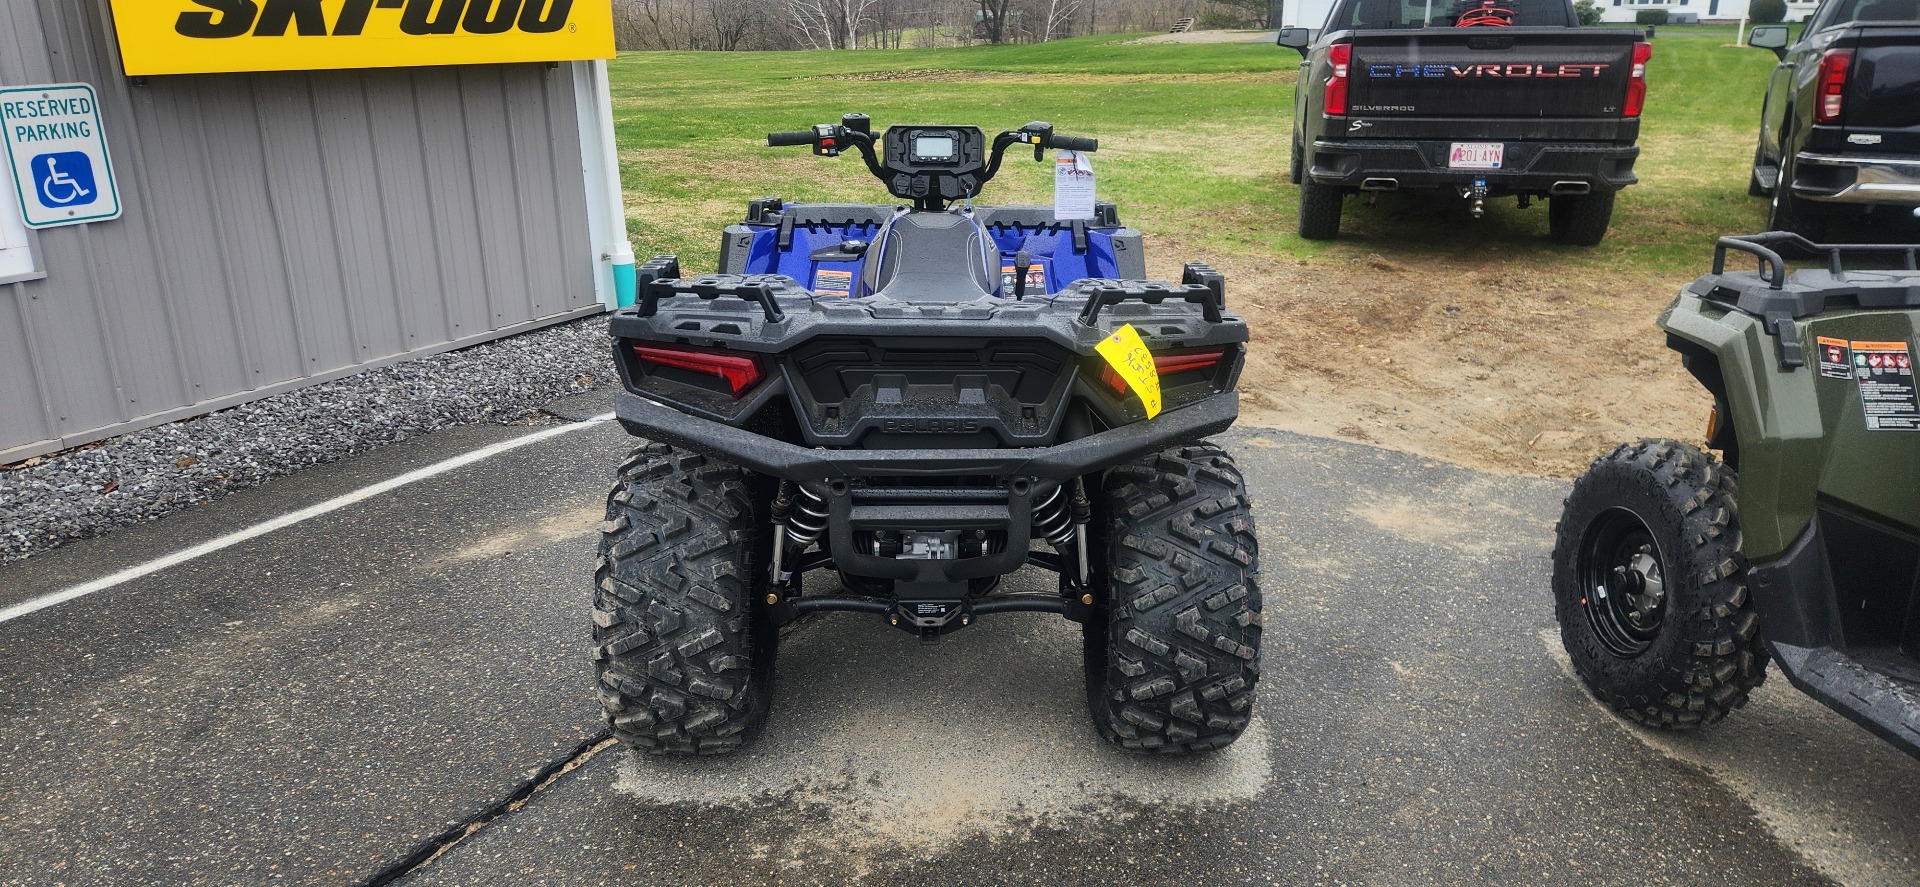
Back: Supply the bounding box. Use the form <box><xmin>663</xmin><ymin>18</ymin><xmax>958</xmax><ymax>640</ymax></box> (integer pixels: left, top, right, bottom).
<box><xmin>1552</xmin><ymin>440</ymin><xmax>1768</xmax><ymax>729</ymax></box>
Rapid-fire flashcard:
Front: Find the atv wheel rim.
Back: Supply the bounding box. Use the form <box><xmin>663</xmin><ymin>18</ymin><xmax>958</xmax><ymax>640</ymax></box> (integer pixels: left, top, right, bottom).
<box><xmin>1578</xmin><ymin>507</ymin><xmax>1669</xmax><ymax>658</ymax></box>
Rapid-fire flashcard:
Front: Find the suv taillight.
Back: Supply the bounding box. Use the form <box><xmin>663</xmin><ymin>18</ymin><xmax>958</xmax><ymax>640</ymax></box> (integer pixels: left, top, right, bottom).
<box><xmin>1325</xmin><ymin>43</ymin><xmax>1352</xmax><ymax>116</ymax></box>
<box><xmin>633</xmin><ymin>343</ymin><xmax>763</xmax><ymax>396</ymax></box>
<box><xmin>1624</xmin><ymin>41</ymin><xmax>1652</xmax><ymax>117</ymax></box>
<box><xmin>1816</xmin><ymin>49</ymin><xmax>1852</xmax><ymax>124</ymax></box>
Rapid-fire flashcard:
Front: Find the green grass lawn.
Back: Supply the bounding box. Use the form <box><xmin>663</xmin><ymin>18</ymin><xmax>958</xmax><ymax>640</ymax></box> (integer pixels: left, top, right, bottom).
<box><xmin>608</xmin><ymin>25</ymin><xmax>1783</xmax><ymax>278</ymax></box>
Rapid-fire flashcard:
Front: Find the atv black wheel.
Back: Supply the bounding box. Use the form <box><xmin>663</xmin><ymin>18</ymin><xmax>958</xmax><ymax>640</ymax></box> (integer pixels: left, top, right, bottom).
<box><xmin>1297</xmin><ymin>176</ymin><xmax>1343</xmax><ymax>240</ymax></box>
<box><xmin>1085</xmin><ymin>443</ymin><xmax>1261</xmax><ymax>753</ymax></box>
<box><xmin>1552</xmin><ymin>440</ymin><xmax>1767</xmax><ymax>730</ymax></box>
<box><xmin>1548</xmin><ymin>191</ymin><xmax>1616</xmax><ymax>246</ymax></box>
<box><xmin>593</xmin><ymin>443</ymin><xmax>776</xmax><ymax>755</ymax></box>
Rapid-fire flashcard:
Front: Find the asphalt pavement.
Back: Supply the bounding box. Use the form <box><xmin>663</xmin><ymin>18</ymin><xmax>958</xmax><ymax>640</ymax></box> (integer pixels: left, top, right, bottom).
<box><xmin>2</xmin><ymin>407</ymin><xmax>1916</xmax><ymax>886</ymax></box>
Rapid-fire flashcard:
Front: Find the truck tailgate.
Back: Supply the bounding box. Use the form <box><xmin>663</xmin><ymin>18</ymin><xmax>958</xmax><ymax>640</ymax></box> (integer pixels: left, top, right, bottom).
<box><xmin>1346</xmin><ymin>29</ymin><xmax>1639</xmax><ymax>119</ymax></box>
<box><xmin>1848</xmin><ymin>27</ymin><xmax>1920</xmax><ymax>137</ymax></box>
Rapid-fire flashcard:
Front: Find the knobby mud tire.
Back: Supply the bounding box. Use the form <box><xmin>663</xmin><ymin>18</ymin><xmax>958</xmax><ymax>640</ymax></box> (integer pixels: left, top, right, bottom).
<box><xmin>1085</xmin><ymin>443</ymin><xmax>1262</xmax><ymax>753</ymax></box>
<box><xmin>592</xmin><ymin>443</ymin><xmax>776</xmax><ymax>755</ymax></box>
<box><xmin>1552</xmin><ymin>440</ymin><xmax>1768</xmax><ymax>730</ymax></box>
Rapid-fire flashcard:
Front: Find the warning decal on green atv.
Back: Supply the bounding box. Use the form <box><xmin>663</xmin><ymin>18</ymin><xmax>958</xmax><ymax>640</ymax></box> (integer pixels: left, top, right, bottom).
<box><xmin>1851</xmin><ymin>340</ymin><xmax>1919</xmax><ymax>431</ymax></box>
<box><xmin>1817</xmin><ymin>336</ymin><xmax>1853</xmax><ymax>380</ymax></box>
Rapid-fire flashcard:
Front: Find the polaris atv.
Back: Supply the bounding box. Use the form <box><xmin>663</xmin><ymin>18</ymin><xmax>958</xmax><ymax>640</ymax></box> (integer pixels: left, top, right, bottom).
<box><xmin>593</xmin><ymin>115</ymin><xmax>1262</xmax><ymax>756</ymax></box>
<box><xmin>1554</xmin><ymin>233</ymin><xmax>1920</xmax><ymax>758</ymax></box>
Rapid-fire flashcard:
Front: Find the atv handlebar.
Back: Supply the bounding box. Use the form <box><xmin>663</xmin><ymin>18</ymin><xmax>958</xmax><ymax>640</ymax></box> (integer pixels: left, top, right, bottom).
<box><xmin>1051</xmin><ymin>134</ymin><xmax>1098</xmax><ymax>153</ymax></box>
<box><xmin>764</xmin><ymin>116</ymin><xmax>1097</xmax><ymax>210</ymax></box>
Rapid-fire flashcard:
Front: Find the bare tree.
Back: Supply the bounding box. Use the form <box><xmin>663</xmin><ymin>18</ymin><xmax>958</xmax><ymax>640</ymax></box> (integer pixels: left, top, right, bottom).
<box><xmin>977</xmin><ymin>0</ymin><xmax>1015</xmax><ymax>41</ymax></box>
<box><xmin>1039</xmin><ymin>0</ymin><xmax>1084</xmax><ymax>39</ymax></box>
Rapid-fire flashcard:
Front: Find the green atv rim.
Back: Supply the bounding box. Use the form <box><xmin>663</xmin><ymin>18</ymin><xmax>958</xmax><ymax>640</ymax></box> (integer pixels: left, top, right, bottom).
<box><xmin>1578</xmin><ymin>507</ymin><xmax>1670</xmax><ymax>659</ymax></box>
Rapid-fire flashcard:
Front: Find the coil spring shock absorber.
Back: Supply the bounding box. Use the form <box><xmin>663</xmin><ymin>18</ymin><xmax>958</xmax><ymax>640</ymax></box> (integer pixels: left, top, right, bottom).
<box><xmin>769</xmin><ymin>482</ymin><xmax>830</xmax><ymax>584</ymax></box>
<box><xmin>1032</xmin><ymin>479</ymin><xmax>1093</xmax><ymax>585</ymax></box>
<box><xmin>1032</xmin><ymin>485</ymin><xmax>1077</xmax><ymax>548</ymax></box>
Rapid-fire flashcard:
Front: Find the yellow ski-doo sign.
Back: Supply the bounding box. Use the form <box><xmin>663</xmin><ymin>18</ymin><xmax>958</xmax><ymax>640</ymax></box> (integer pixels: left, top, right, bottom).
<box><xmin>108</xmin><ymin>0</ymin><xmax>615</xmax><ymax>76</ymax></box>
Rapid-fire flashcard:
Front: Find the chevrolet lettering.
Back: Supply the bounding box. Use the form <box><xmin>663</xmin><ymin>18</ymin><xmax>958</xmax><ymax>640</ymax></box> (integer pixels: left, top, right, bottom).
<box><xmin>1366</xmin><ymin>63</ymin><xmax>1610</xmax><ymax>79</ymax></box>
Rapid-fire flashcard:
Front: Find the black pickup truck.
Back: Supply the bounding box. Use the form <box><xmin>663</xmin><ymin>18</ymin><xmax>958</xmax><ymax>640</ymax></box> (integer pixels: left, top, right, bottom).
<box><xmin>1747</xmin><ymin>2</ymin><xmax>1920</xmax><ymax>240</ymax></box>
<box><xmin>1279</xmin><ymin>0</ymin><xmax>1648</xmax><ymax>245</ymax></box>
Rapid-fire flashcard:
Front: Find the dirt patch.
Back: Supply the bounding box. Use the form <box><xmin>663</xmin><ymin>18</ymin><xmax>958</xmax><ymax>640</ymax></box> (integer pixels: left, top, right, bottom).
<box><xmin>434</xmin><ymin>503</ymin><xmax>603</xmax><ymax>568</ymax></box>
<box><xmin>1143</xmin><ymin>237</ymin><xmax>1710</xmax><ymax>478</ymax></box>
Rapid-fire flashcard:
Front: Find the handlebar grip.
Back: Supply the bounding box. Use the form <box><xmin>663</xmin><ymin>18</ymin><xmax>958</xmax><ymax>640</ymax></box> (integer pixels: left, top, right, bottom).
<box><xmin>1052</xmin><ymin>135</ymin><xmax>1098</xmax><ymax>152</ymax></box>
<box><xmin>767</xmin><ymin>131</ymin><xmax>815</xmax><ymax>147</ymax></box>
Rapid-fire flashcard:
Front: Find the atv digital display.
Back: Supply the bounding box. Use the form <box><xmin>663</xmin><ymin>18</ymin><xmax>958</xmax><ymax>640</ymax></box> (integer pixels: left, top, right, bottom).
<box><xmin>910</xmin><ymin>133</ymin><xmax>960</xmax><ymax>164</ymax></box>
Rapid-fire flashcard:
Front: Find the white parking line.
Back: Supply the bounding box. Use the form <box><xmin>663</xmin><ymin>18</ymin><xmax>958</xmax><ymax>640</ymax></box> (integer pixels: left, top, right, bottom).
<box><xmin>0</xmin><ymin>413</ymin><xmax>617</xmax><ymax>626</ymax></box>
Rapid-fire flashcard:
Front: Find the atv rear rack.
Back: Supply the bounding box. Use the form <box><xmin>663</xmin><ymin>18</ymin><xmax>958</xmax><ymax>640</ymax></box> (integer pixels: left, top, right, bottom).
<box><xmin>1692</xmin><ymin>232</ymin><xmax>1920</xmax><ymax>370</ymax></box>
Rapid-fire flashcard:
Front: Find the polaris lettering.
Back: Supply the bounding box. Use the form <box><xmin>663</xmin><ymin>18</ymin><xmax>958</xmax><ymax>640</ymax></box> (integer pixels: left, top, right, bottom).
<box><xmin>1366</xmin><ymin>63</ymin><xmax>1610</xmax><ymax>78</ymax></box>
<box><xmin>107</xmin><ymin>0</ymin><xmax>615</xmax><ymax>76</ymax></box>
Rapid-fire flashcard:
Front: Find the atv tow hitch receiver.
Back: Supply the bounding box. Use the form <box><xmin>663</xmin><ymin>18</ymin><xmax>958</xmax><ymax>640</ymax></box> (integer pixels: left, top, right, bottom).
<box><xmin>594</xmin><ymin>114</ymin><xmax>1261</xmax><ymax>755</ymax></box>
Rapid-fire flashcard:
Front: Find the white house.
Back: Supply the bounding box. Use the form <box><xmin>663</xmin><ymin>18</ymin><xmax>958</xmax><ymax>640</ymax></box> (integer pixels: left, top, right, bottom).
<box><xmin>1598</xmin><ymin>0</ymin><xmax>1821</xmax><ymax>23</ymax></box>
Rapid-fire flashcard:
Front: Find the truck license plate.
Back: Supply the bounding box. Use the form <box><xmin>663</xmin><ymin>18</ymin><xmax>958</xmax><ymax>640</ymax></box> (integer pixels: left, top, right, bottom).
<box><xmin>1449</xmin><ymin>143</ymin><xmax>1504</xmax><ymax>170</ymax></box>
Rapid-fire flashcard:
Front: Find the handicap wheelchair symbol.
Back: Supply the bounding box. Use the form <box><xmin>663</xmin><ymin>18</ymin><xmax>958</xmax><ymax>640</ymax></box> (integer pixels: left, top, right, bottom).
<box><xmin>30</xmin><ymin>152</ymin><xmax>98</xmax><ymax>209</ymax></box>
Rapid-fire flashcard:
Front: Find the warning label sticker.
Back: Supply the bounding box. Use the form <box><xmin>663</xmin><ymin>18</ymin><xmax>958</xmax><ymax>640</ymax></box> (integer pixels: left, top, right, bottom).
<box><xmin>813</xmin><ymin>269</ymin><xmax>853</xmax><ymax>298</ymax></box>
<box><xmin>1816</xmin><ymin>336</ymin><xmax>1853</xmax><ymax>380</ymax></box>
<box><xmin>1851</xmin><ymin>340</ymin><xmax>1919</xmax><ymax>431</ymax></box>
<box><xmin>1000</xmin><ymin>263</ymin><xmax>1046</xmax><ymax>294</ymax></box>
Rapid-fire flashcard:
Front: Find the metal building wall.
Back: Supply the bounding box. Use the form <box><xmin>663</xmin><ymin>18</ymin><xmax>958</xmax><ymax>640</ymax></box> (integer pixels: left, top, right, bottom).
<box><xmin>0</xmin><ymin>0</ymin><xmax>603</xmax><ymax>464</ymax></box>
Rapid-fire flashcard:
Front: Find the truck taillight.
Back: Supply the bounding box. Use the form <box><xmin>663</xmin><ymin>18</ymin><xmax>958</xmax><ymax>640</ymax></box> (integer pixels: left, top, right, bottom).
<box><xmin>1325</xmin><ymin>43</ymin><xmax>1352</xmax><ymax>116</ymax></box>
<box><xmin>633</xmin><ymin>343</ymin><xmax>763</xmax><ymax>396</ymax></box>
<box><xmin>1816</xmin><ymin>49</ymin><xmax>1852</xmax><ymax>124</ymax></box>
<box><xmin>1624</xmin><ymin>41</ymin><xmax>1652</xmax><ymax>117</ymax></box>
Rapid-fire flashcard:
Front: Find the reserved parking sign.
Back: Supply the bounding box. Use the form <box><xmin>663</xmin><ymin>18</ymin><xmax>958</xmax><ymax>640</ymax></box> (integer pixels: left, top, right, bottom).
<box><xmin>0</xmin><ymin>83</ymin><xmax>122</xmax><ymax>229</ymax></box>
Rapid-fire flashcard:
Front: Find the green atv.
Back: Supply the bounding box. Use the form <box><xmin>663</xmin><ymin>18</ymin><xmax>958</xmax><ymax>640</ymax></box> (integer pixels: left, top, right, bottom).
<box><xmin>1554</xmin><ymin>233</ymin><xmax>1920</xmax><ymax>756</ymax></box>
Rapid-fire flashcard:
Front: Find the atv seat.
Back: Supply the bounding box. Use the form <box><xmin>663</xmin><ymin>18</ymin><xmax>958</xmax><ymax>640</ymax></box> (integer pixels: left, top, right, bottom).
<box><xmin>858</xmin><ymin>208</ymin><xmax>999</xmax><ymax>302</ymax></box>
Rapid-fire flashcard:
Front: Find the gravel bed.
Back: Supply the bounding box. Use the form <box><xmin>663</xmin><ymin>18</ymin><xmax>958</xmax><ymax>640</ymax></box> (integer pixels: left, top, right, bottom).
<box><xmin>0</xmin><ymin>314</ymin><xmax>617</xmax><ymax>563</ymax></box>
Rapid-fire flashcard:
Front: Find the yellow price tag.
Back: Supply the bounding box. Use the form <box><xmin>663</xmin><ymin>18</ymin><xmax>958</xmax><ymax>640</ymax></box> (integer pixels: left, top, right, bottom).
<box><xmin>1094</xmin><ymin>324</ymin><xmax>1162</xmax><ymax>418</ymax></box>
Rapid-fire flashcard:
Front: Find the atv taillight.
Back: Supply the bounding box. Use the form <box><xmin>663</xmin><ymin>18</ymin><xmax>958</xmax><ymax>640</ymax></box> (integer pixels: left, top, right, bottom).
<box><xmin>633</xmin><ymin>343</ymin><xmax>763</xmax><ymax>396</ymax></box>
<box><xmin>1816</xmin><ymin>49</ymin><xmax>1852</xmax><ymax>124</ymax></box>
<box><xmin>1099</xmin><ymin>348</ymin><xmax>1228</xmax><ymax>395</ymax></box>
<box><xmin>1623</xmin><ymin>41</ymin><xmax>1652</xmax><ymax>118</ymax></box>
<box><xmin>1325</xmin><ymin>44</ymin><xmax>1352</xmax><ymax>117</ymax></box>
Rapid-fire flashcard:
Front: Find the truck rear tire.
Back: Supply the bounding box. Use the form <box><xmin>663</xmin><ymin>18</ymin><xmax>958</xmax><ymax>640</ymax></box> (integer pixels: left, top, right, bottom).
<box><xmin>1084</xmin><ymin>443</ymin><xmax>1262</xmax><ymax>753</ymax></box>
<box><xmin>1551</xmin><ymin>440</ymin><xmax>1768</xmax><ymax>730</ymax></box>
<box><xmin>1298</xmin><ymin>177</ymin><xmax>1343</xmax><ymax>240</ymax></box>
<box><xmin>593</xmin><ymin>443</ymin><xmax>777</xmax><ymax>755</ymax></box>
<box><xmin>1767</xmin><ymin>174</ymin><xmax>1830</xmax><ymax>243</ymax></box>
<box><xmin>1548</xmin><ymin>191</ymin><xmax>1615</xmax><ymax>246</ymax></box>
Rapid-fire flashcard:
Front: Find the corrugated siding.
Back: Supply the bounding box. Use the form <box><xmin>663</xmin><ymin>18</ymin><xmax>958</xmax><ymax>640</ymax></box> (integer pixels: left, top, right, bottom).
<box><xmin>0</xmin><ymin>0</ymin><xmax>600</xmax><ymax>462</ymax></box>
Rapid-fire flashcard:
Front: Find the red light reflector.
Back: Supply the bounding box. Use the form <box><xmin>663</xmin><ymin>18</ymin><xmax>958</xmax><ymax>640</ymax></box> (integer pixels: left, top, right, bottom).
<box><xmin>1623</xmin><ymin>41</ymin><xmax>1652</xmax><ymax>117</ymax></box>
<box><xmin>1098</xmin><ymin>348</ymin><xmax>1228</xmax><ymax>396</ymax></box>
<box><xmin>633</xmin><ymin>343</ymin><xmax>763</xmax><ymax>396</ymax></box>
<box><xmin>1816</xmin><ymin>50</ymin><xmax>1852</xmax><ymax>123</ymax></box>
<box><xmin>1325</xmin><ymin>43</ymin><xmax>1352</xmax><ymax>116</ymax></box>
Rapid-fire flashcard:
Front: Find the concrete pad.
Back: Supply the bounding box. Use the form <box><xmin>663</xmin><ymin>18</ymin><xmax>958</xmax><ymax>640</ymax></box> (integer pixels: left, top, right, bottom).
<box><xmin>405</xmin><ymin>430</ymin><xmax>1897</xmax><ymax>887</ymax></box>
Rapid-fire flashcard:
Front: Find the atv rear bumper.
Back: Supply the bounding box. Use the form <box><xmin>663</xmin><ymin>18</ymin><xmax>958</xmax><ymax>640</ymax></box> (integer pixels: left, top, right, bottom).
<box><xmin>616</xmin><ymin>390</ymin><xmax>1238</xmax><ymax>590</ymax></box>
<box><xmin>1749</xmin><ymin>516</ymin><xmax>1920</xmax><ymax>760</ymax></box>
<box><xmin>1308</xmin><ymin>139</ymin><xmax>1639</xmax><ymax>193</ymax></box>
<box><xmin>614</xmin><ymin>389</ymin><xmax>1238</xmax><ymax>484</ymax></box>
